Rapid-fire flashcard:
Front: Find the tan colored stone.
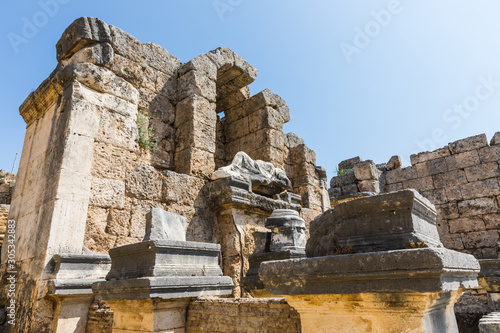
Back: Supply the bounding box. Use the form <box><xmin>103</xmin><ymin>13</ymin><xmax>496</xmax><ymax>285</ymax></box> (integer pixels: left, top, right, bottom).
<box><xmin>421</xmin><ymin>189</ymin><xmax>448</xmax><ymax>205</ymax></box>
<box><xmin>440</xmin><ymin>233</ymin><xmax>464</xmax><ymax>250</ymax></box>
<box><xmin>483</xmin><ymin>213</ymin><xmax>500</xmax><ymax>230</ymax></box>
<box><xmin>410</xmin><ymin>147</ymin><xmax>451</xmax><ymax>165</ymax></box>
<box><xmin>125</xmin><ymin>163</ymin><xmax>162</xmax><ymax>200</ymax></box>
<box><xmin>435</xmin><ymin>202</ymin><xmax>459</xmax><ymax>220</ymax></box>
<box><xmin>89</xmin><ymin>178</ymin><xmax>125</xmax><ymax>209</ymax></box>
<box><xmin>432</xmin><ymin>170</ymin><xmax>468</xmax><ymax>189</ymax></box>
<box><xmin>458</xmin><ymin>197</ymin><xmax>498</xmax><ymax>216</ymax></box>
<box><xmin>445</xmin><ymin>150</ymin><xmax>480</xmax><ymax>171</ymax></box>
<box><xmin>448</xmin><ymin>216</ymin><xmax>485</xmax><ymax>233</ymax></box>
<box><xmin>402</xmin><ymin>176</ymin><xmax>434</xmax><ymax>192</ymax></box>
<box><xmin>415</xmin><ymin>158</ymin><xmax>447</xmax><ymax>177</ymax></box>
<box><xmin>353</xmin><ymin>162</ymin><xmax>379</xmax><ymax>181</ymax></box>
<box><xmin>491</xmin><ymin>132</ymin><xmax>500</xmax><ymax>145</ymax></box>
<box><xmin>177</xmin><ymin>70</ymin><xmax>216</xmax><ymax>103</ymax></box>
<box><xmin>358</xmin><ymin>180</ymin><xmax>380</xmax><ymax>193</ymax></box>
<box><xmin>384</xmin><ymin>183</ymin><xmax>403</xmax><ymax>193</ymax></box>
<box><xmin>464</xmin><ymin>162</ymin><xmax>500</xmax><ymax>182</ymax></box>
<box><xmin>385</xmin><ymin>166</ymin><xmax>417</xmax><ymax>184</ymax></box>
<box><xmin>175</xmin><ymin>147</ymin><xmax>216</xmax><ymax>178</ymax></box>
<box><xmin>478</xmin><ymin>145</ymin><xmax>500</xmax><ymax>163</ymax></box>
<box><xmin>444</xmin><ymin>185</ymin><xmax>463</xmax><ymax>202</ymax></box>
<box><xmin>460</xmin><ymin>178</ymin><xmax>500</xmax><ymax>200</ymax></box>
<box><xmin>462</xmin><ymin>230</ymin><xmax>499</xmax><ymax>249</ymax></box>
<box><xmin>174</xmin><ymin>95</ymin><xmax>216</xmax><ymax>128</ymax></box>
<box><xmin>449</xmin><ymin>134</ymin><xmax>488</xmax><ymax>154</ymax></box>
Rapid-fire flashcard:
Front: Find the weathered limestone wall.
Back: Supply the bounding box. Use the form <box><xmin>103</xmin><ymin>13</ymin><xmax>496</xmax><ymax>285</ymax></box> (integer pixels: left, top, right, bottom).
<box><xmin>330</xmin><ymin>133</ymin><xmax>500</xmax><ymax>259</ymax></box>
<box><xmin>186</xmin><ymin>297</ymin><xmax>301</xmax><ymax>332</ymax></box>
<box><xmin>1</xmin><ymin>16</ymin><xmax>328</xmax><ymax>331</ymax></box>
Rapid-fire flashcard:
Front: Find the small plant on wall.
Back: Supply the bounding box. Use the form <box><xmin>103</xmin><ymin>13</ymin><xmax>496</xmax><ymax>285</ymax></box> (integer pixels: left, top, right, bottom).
<box><xmin>136</xmin><ymin>111</ymin><xmax>156</xmax><ymax>150</ymax></box>
<box><xmin>335</xmin><ymin>168</ymin><xmax>352</xmax><ymax>176</ymax></box>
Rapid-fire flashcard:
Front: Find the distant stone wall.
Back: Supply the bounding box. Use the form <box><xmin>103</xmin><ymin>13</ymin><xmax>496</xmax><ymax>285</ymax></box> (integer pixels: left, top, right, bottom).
<box><xmin>186</xmin><ymin>297</ymin><xmax>301</xmax><ymax>332</ymax></box>
<box><xmin>330</xmin><ymin>133</ymin><xmax>500</xmax><ymax>258</ymax></box>
<box><xmin>0</xmin><ymin>171</ymin><xmax>15</xmax><ymax>205</ymax></box>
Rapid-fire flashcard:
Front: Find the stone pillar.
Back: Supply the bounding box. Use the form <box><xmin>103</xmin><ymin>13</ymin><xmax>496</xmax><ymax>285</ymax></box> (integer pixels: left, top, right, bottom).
<box><xmin>0</xmin><ymin>17</ymin><xmax>140</xmax><ymax>332</ymax></box>
<box><xmin>93</xmin><ymin>208</ymin><xmax>233</xmax><ymax>332</ymax></box>
<box><xmin>260</xmin><ymin>190</ymin><xmax>480</xmax><ymax>333</ymax></box>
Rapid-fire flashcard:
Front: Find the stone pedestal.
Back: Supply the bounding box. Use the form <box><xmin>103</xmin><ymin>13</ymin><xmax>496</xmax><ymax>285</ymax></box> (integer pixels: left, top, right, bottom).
<box><xmin>260</xmin><ymin>190</ymin><xmax>480</xmax><ymax>333</ymax></box>
<box><xmin>479</xmin><ymin>311</ymin><xmax>500</xmax><ymax>333</ymax></box>
<box><xmin>210</xmin><ymin>173</ymin><xmax>301</xmax><ymax>297</ymax></box>
<box><xmin>93</xmin><ymin>209</ymin><xmax>233</xmax><ymax>332</ymax></box>
<box><xmin>45</xmin><ymin>253</ymin><xmax>111</xmax><ymax>333</ymax></box>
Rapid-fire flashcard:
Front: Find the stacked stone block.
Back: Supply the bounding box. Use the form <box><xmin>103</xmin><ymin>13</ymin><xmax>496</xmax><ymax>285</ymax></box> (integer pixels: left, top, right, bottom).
<box><xmin>330</xmin><ymin>133</ymin><xmax>500</xmax><ymax>259</ymax></box>
<box><xmin>0</xmin><ymin>205</ymin><xmax>8</xmax><ymax>250</ymax></box>
<box><xmin>186</xmin><ymin>298</ymin><xmax>301</xmax><ymax>333</ymax></box>
<box><xmin>224</xmin><ymin>89</ymin><xmax>289</xmax><ymax>169</ymax></box>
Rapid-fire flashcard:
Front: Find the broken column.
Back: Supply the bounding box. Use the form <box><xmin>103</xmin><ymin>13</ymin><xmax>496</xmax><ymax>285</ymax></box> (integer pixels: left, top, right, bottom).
<box><xmin>93</xmin><ymin>208</ymin><xmax>233</xmax><ymax>332</ymax></box>
<box><xmin>260</xmin><ymin>190</ymin><xmax>480</xmax><ymax>333</ymax></box>
<box><xmin>210</xmin><ymin>152</ymin><xmax>302</xmax><ymax>297</ymax></box>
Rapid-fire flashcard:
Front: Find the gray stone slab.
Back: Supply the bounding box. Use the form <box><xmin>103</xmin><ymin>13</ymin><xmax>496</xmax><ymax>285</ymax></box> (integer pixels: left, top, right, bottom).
<box><xmin>105</xmin><ymin>240</ymin><xmax>223</xmax><ymax>280</ymax></box>
<box><xmin>46</xmin><ymin>253</ymin><xmax>111</xmax><ymax>296</ymax></box>
<box><xmin>307</xmin><ymin>189</ymin><xmax>442</xmax><ymax>256</ymax></box>
<box><xmin>260</xmin><ymin>248</ymin><xmax>479</xmax><ymax>295</ymax></box>
<box><xmin>93</xmin><ymin>276</ymin><xmax>233</xmax><ymax>301</ymax></box>
<box><xmin>143</xmin><ymin>208</ymin><xmax>186</xmax><ymax>242</ymax></box>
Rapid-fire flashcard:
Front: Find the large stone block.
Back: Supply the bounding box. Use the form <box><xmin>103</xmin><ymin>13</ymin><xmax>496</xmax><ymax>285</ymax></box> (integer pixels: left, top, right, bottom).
<box><xmin>90</xmin><ymin>178</ymin><xmax>125</xmax><ymax>209</ymax></box>
<box><xmin>175</xmin><ymin>147</ymin><xmax>215</xmax><ymax>178</ymax></box>
<box><xmin>483</xmin><ymin>214</ymin><xmax>500</xmax><ymax>230</ymax></box>
<box><xmin>143</xmin><ymin>208</ymin><xmax>187</xmax><ymax>242</ymax></box>
<box><xmin>307</xmin><ymin>190</ymin><xmax>442</xmax><ymax>256</ymax></box>
<box><xmin>402</xmin><ymin>176</ymin><xmax>435</xmax><ymax>192</ymax></box>
<box><xmin>174</xmin><ymin>95</ymin><xmax>216</xmax><ymax>128</ymax></box>
<box><xmin>445</xmin><ymin>150</ymin><xmax>480</xmax><ymax>171</ymax></box>
<box><xmin>462</xmin><ymin>230</ymin><xmax>499</xmax><ymax>249</ymax></box>
<box><xmin>353</xmin><ymin>161</ymin><xmax>379</xmax><ymax>181</ymax></box>
<box><xmin>449</xmin><ymin>134</ymin><xmax>488</xmax><ymax>154</ymax></box>
<box><xmin>179</xmin><ymin>54</ymin><xmax>217</xmax><ymax>81</ymax></box>
<box><xmin>415</xmin><ymin>157</ymin><xmax>448</xmax><ymax>177</ymax></box>
<box><xmin>56</xmin><ymin>17</ymin><xmax>112</xmax><ymax>61</ymax></box>
<box><xmin>421</xmin><ymin>188</ymin><xmax>448</xmax><ymax>205</ymax></box>
<box><xmin>460</xmin><ymin>178</ymin><xmax>500</xmax><ymax>200</ymax></box>
<box><xmin>338</xmin><ymin>156</ymin><xmax>362</xmax><ymax>170</ymax></box>
<box><xmin>330</xmin><ymin>171</ymin><xmax>356</xmax><ymax>188</ymax></box>
<box><xmin>104</xmin><ymin>240</ymin><xmax>225</xmax><ymax>280</ymax></box>
<box><xmin>491</xmin><ymin>132</ymin><xmax>500</xmax><ymax>145</ymax></box>
<box><xmin>177</xmin><ymin>70</ymin><xmax>216</xmax><ymax>103</ymax></box>
<box><xmin>478</xmin><ymin>146</ymin><xmax>500</xmax><ymax>163</ymax></box>
<box><xmin>125</xmin><ymin>164</ymin><xmax>162</xmax><ymax>200</ymax></box>
<box><xmin>448</xmin><ymin>216</ymin><xmax>486</xmax><ymax>233</ymax></box>
<box><xmin>465</xmin><ymin>162</ymin><xmax>500</xmax><ymax>182</ymax></box>
<box><xmin>248</xmin><ymin>106</ymin><xmax>286</xmax><ymax>132</ymax></box>
<box><xmin>433</xmin><ymin>170</ymin><xmax>468</xmax><ymax>188</ymax></box>
<box><xmin>410</xmin><ymin>147</ymin><xmax>451</xmax><ymax>166</ymax></box>
<box><xmin>458</xmin><ymin>197</ymin><xmax>499</xmax><ymax>216</ymax></box>
<box><xmin>385</xmin><ymin>166</ymin><xmax>417</xmax><ymax>184</ymax></box>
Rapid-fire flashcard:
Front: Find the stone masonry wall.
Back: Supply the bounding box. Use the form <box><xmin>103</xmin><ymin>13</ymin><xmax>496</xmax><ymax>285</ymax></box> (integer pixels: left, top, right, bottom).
<box><xmin>48</xmin><ymin>17</ymin><xmax>327</xmax><ymax>254</ymax></box>
<box><xmin>186</xmin><ymin>297</ymin><xmax>301</xmax><ymax>333</ymax></box>
<box><xmin>330</xmin><ymin>133</ymin><xmax>500</xmax><ymax>259</ymax></box>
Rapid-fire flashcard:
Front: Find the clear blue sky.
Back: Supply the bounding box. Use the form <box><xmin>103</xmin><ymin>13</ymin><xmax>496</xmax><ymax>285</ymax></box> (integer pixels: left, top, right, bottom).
<box><xmin>1</xmin><ymin>1</ymin><xmax>500</xmax><ymax>179</ymax></box>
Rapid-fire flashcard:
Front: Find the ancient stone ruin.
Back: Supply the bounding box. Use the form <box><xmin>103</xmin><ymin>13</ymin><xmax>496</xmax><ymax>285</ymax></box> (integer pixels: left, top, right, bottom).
<box><xmin>0</xmin><ymin>16</ymin><xmax>498</xmax><ymax>333</ymax></box>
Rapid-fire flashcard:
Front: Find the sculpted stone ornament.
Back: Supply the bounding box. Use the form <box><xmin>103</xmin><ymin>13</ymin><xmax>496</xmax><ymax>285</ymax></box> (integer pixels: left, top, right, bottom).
<box><xmin>211</xmin><ymin>151</ymin><xmax>291</xmax><ymax>197</ymax></box>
